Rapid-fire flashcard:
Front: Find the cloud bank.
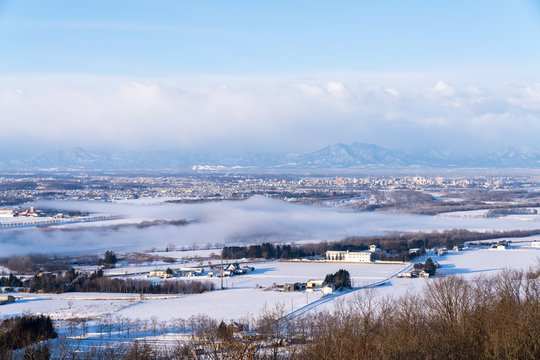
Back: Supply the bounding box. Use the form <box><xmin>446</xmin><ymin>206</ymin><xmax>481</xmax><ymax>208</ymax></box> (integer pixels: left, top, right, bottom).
<box><xmin>1</xmin><ymin>75</ymin><xmax>540</xmax><ymax>153</ymax></box>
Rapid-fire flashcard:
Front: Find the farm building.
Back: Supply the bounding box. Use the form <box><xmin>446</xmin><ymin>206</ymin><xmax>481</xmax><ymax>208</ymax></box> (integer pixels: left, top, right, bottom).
<box><xmin>174</xmin><ymin>268</ymin><xmax>204</xmax><ymax>277</ymax></box>
<box><xmin>306</xmin><ymin>279</ymin><xmax>325</xmax><ymax>292</ymax></box>
<box><xmin>284</xmin><ymin>282</ymin><xmax>306</xmax><ymax>292</ymax></box>
<box><xmin>397</xmin><ymin>272</ymin><xmax>413</xmax><ymax>278</ymax></box>
<box><xmin>0</xmin><ymin>295</ymin><xmax>15</xmax><ymax>305</ymax></box>
<box><xmin>149</xmin><ymin>269</ymin><xmax>173</xmax><ymax>278</ymax></box>
<box><xmin>322</xmin><ymin>284</ymin><xmax>335</xmax><ymax>295</ymax></box>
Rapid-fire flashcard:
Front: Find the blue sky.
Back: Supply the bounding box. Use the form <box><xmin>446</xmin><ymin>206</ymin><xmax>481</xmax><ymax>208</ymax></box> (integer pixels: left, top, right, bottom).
<box><xmin>1</xmin><ymin>0</ymin><xmax>539</xmax><ymax>77</ymax></box>
<box><xmin>1</xmin><ymin>1</ymin><xmax>540</xmax><ymax>153</ymax></box>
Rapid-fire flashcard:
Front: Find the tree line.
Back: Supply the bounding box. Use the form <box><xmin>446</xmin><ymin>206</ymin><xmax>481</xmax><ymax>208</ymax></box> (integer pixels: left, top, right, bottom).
<box><xmin>1</xmin><ymin>269</ymin><xmax>214</xmax><ymax>295</ymax></box>
<box><xmin>222</xmin><ymin>243</ymin><xmax>314</xmax><ymax>260</ymax></box>
<box><xmin>485</xmin><ymin>207</ymin><xmax>538</xmax><ymax>217</ymax></box>
<box><xmin>337</xmin><ymin>228</ymin><xmax>540</xmax><ymax>252</ymax></box>
<box><xmin>222</xmin><ymin>229</ymin><xmax>539</xmax><ymax>262</ymax></box>
<box><xmin>0</xmin><ymin>253</ymin><xmax>74</xmax><ymax>274</ymax></box>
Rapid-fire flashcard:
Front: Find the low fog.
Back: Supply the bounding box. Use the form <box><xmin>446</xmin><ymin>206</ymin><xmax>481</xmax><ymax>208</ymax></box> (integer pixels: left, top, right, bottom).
<box><xmin>2</xmin><ymin>196</ymin><xmax>540</xmax><ymax>255</ymax></box>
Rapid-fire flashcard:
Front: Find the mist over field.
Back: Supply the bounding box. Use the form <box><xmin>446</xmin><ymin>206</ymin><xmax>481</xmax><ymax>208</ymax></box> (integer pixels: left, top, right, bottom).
<box><xmin>1</xmin><ymin>196</ymin><xmax>540</xmax><ymax>256</ymax></box>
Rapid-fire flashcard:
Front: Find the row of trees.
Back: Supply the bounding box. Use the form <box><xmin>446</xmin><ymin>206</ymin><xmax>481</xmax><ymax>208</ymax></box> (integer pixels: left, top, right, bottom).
<box><xmin>0</xmin><ymin>251</ymin><xmax>116</xmax><ymax>274</ymax></box>
<box><xmin>0</xmin><ymin>273</ymin><xmax>23</xmax><ymax>287</ymax></box>
<box><xmin>0</xmin><ymin>253</ymin><xmax>73</xmax><ymax>274</ymax></box>
<box><xmin>4</xmin><ymin>269</ymin><xmax>214</xmax><ymax>295</ymax></box>
<box><xmin>339</xmin><ymin>228</ymin><xmax>540</xmax><ymax>252</ymax></box>
<box><xmin>222</xmin><ymin>229</ymin><xmax>539</xmax><ymax>262</ymax></box>
<box><xmin>222</xmin><ymin>243</ymin><xmax>315</xmax><ymax>260</ymax></box>
<box><xmin>485</xmin><ymin>207</ymin><xmax>538</xmax><ymax>217</ymax></box>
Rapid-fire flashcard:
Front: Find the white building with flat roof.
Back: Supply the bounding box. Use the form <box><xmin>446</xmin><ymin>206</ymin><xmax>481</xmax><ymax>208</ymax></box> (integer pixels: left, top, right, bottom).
<box><xmin>326</xmin><ymin>250</ymin><xmax>373</xmax><ymax>263</ymax></box>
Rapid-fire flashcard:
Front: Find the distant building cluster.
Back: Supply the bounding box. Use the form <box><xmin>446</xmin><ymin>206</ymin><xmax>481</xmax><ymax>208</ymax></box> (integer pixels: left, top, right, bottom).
<box><xmin>0</xmin><ymin>173</ymin><xmax>536</xmax><ymax>204</ymax></box>
<box><xmin>148</xmin><ymin>263</ymin><xmax>255</xmax><ymax>279</ymax></box>
<box><xmin>0</xmin><ymin>207</ymin><xmax>40</xmax><ymax>218</ymax></box>
<box><xmin>149</xmin><ymin>268</ymin><xmax>204</xmax><ymax>279</ymax></box>
<box><xmin>276</xmin><ymin>279</ymin><xmax>335</xmax><ymax>294</ymax></box>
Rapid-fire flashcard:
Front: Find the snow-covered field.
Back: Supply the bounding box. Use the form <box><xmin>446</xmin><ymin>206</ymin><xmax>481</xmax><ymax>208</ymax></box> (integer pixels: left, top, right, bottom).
<box><xmin>328</xmin><ymin>243</ymin><xmax>540</xmax><ymax>311</ymax></box>
<box><xmin>0</xmin><ymin>293</ymin><xmax>186</xmax><ymax>321</ymax></box>
<box><xmin>1</xmin><ymin>261</ymin><xmax>406</xmax><ymax>322</ymax></box>
<box><xmin>110</xmin><ymin>261</ymin><xmax>407</xmax><ymax>322</ymax></box>
<box><xmin>2</xmin><ymin>245</ymin><xmax>538</xmax><ymax>326</ymax></box>
<box><xmin>436</xmin><ymin>209</ymin><xmax>490</xmax><ymax>218</ymax></box>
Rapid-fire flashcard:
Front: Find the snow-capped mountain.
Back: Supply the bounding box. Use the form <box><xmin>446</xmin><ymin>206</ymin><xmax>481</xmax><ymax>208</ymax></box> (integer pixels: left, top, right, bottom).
<box><xmin>294</xmin><ymin>143</ymin><xmax>407</xmax><ymax>168</ymax></box>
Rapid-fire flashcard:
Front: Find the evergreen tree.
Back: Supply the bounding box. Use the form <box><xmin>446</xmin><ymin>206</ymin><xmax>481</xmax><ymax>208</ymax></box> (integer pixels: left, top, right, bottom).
<box><xmin>324</xmin><ymin>269</ymin><xmax>352</xmax><ymax>290</ymax></box>
<box><xmin>104</xmin><ymin>250</ymin><xmax>118</xmax><ymax>266</ymax></box>
<box><xmin>424</xmin><ymin>257</ymin><xmax>437</xmax><ymax>276</ymax></box>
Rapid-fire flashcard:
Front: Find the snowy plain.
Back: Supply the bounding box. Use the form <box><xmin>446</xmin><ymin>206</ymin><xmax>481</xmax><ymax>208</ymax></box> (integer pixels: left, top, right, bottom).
<box><xmin>2</xmin><ymin>244</ymin><xmax>538</xmax><ymax>324</ymax></box>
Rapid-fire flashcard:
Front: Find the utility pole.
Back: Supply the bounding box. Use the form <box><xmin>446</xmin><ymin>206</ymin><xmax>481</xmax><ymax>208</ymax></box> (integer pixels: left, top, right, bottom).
<box><xmin>221</xmin><ymin>248</ymin><xmax>224</xmax><ymax>290</ymax></box>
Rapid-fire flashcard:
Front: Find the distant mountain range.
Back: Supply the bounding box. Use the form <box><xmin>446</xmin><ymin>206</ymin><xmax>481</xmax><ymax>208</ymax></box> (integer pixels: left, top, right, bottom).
<box><xmin>1</xmin><ymin>143</ymin><xmax>539</xmax><ymax>170</ymax></box>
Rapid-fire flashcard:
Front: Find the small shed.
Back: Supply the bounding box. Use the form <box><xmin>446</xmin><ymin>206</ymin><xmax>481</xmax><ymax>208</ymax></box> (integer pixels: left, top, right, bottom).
<box><xmin>322</xmin><ymin>284</ymin><xmax>335</xmax><ymax>295</ymax></box>
<box><xmin>284</xmin><ymin>282</ymin><xmax>306</xmax><ymax>292</ymax></box>
<box><xmin>149</xmin><ymin>269</ymin><xmax>173</xmax><ymax>278</ymax></box>
<box><xmin>397</xmin><ymin>272</ymin><xmax>412</xmax><ymax>278</ymax></box>
<box><xmin>306</xmin><ymin>279</ymin><xmax>325</xmax><ymax>292</ymax></box>
<box><xmin>0</xmin><ymin>295</ymin><xmax>15</xmax><ymax>305</ymax></box>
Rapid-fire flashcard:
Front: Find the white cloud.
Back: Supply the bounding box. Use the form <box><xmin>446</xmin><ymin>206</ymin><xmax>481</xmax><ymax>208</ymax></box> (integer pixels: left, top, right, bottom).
<box><xmin>507</xmin><ymin>83</ymin><xmax>540</xmax><ymax>110</ymax></box>
<box><xmin>386</xmin><ymin>88</ymin><xmax>400</xmax><ymax>97</ymax></box>
<box><xmin>326</xmin><ymin>81</ymin><xmax>350</xmax><ymax>99</ymax></box>
<box><xmin>432</xmin><ymin>81</ymin><xmax>455</xmax><ymax>96</ymax></box>
<box><xmin>0</xmin><ymin>75</ymin><xmax>539</xmax><ymax>152</ymax></box>
<box><xmin>297</xmin><ymin>83</ymin><xmax>324</xmax><ymax>97</ymax></box>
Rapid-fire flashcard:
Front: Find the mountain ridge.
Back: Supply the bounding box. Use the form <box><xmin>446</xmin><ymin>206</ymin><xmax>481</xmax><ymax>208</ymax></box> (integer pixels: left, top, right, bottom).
<box><xmin>1</xmin><ymin>143</ymin><xmax>539</xmax><ymax>170</ymax></box>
